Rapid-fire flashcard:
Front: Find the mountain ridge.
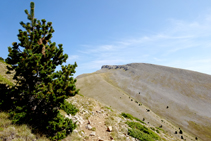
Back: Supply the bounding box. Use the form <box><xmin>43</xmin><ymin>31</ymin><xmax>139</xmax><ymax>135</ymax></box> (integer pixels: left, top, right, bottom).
<box><xmin>0</xmin><ymin>61</ymin><xmax>181</xmax><ymax>141</ymax></box>
<box><xmin>76</xmin><ymin>63</ymin><xmax>211</xmax><ymax>141</ymax></box>
<box><xmin>0</xmin><ymin>61</ymin><xmax>209</xmax><ymax>140</ymax></box>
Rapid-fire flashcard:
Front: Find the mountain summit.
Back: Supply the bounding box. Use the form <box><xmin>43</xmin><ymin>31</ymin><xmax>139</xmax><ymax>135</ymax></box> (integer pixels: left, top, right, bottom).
<box><xmin>76</xmin><ymin>63</ymin><xmax>211</xmax><ymax>141</ymax></box>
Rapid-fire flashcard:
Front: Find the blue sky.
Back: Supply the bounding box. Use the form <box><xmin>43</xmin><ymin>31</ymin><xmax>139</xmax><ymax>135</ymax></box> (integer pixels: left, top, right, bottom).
<box><xmin>1</xmin><ymin>0</ymin><xmax>211</xmax><ymax>77</ymax></box>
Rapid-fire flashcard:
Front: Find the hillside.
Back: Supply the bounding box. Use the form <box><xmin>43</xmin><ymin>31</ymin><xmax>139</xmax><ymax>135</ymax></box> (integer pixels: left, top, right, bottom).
<box><xmin>76</xmin><ymin>63</ymin><xmax>211</xmax><ymax>141</ymax></box>
<box><xmin>0</xmin><ymin>61</ymin><xmax>180</xmax><ymax>141</ymax></box>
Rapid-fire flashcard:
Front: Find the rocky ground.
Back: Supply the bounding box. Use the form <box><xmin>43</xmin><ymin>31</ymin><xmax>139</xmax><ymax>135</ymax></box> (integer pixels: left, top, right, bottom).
<box><xmin>64</xmin><ymin>94</ymin><xmax>134</xmax><ymax>141</ymax></box>
<box><xmin>62</xmin><ymin>94</ymin><xmax>191</xmax><ymax>141</ymax></box>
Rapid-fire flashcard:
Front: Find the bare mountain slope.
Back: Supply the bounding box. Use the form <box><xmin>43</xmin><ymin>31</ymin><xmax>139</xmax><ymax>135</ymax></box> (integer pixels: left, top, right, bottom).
<box><xmin>76</xmin><ymin>63</ymin><xmax>211</xmax><ymax>141</ymax></box>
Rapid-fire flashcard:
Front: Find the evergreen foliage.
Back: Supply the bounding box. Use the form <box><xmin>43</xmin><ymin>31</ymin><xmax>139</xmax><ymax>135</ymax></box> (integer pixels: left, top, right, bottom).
<box><xmin>60</xmin><ymin>100</ymin><xmax>79</xmax><ymax>115</ymax></box>
<box><xmin>0</xmin><ymin>2</ymin><xmax>79</xmax><ymax>140</ymax></box>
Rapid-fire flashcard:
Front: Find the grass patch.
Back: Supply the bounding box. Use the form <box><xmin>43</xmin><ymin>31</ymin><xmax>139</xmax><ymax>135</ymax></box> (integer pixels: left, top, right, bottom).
<box><xmin>156</xmin><ymin>127</ymin><xmax>164</xmax><ymax>132</ymax></box>
<box><xmin>78</xmin><ymin>93</ymin><xmax>84</xmax><ymax>97</ymax></box>
<box><xmin>156</xmin><ymin>129</ymin><xmax>160</xmax><ymax>133</ymax></box>
<box><xmin>0</xmin><ymin>112</ymin><xmax>12</xmax><ymax>128</ymax></box>
<box><xmin>127</xmin><ymin>121</ymin><xmax>160</xmax><ymax>141</ymax></box>
<box><xmin>91</xmin><ymin>127</ymin><xmax>96</xmax><ymax>131</ymax></box>
<box><xmin>121</xmin><ymin>113</ymin><xmax>146</xmax><ymax>124</ymax></box>
<box><xmin>0</xmin><ymin>60</ymin><xmax>6</xmax><ymax>64</ymax></box>
<box><xmin>83</xmin><ymin>113</ymin><xmax>91</xmax><ymax>120</ymax></box>
<box><xmin>105</xmin><ymin>116</ymin><xmax>116</xmax><ymax>126</ymax></box>
<box><xmin>0</xmin><ymin>112</ymin><xmax>49</xmax><ymax>141</ymax></box>
<box><xmin>0</xmin><ymin>74</ymin><xmax>14</xmax><ymax>86</ymax></box>
<box><xmin>104</xmin><ymin>106</ymin><xmax>113</xmax><ymax>112</ymax></box>
<box><xmin>128</xmin><ymin>128</ymin><xmax>155</xmax><ymax>141</ymax></box>
<box><xmin>121</xmin><ymin>113</ymin><xmax>133</xmax><ymax>120</ymax></box>
<box><xmin>134</xmin><ymin>117</ymin><xmax>146</xmax><ymax>124</ymax></box>
<box><xmin>150</xmin><ymin>127</ymin><xmax>155</xmax><ymax>131</ymax></box>
<box><xmin>63</xmin><ymin>131</ymin><xmax>82</xmax><ymax>141</ymax></box>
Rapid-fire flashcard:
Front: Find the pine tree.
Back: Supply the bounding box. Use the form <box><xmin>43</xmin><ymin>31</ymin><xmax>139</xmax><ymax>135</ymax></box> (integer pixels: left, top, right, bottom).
<box><xmin>1</xmin><ymin>2</ymin><xmax>79</xmax><ymax>140</ymax></box>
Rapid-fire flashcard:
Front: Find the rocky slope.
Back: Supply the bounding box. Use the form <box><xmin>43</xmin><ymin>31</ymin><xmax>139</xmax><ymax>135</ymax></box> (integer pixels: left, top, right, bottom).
<box><xmin>76</xmin><ymin>63</ymin><xmax>211</xmax><ymax>141</ymax></box>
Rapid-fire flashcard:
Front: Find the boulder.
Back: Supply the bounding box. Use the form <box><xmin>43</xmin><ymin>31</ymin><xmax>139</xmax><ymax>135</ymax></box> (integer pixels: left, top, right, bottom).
<box><xmin>107</xmin><ymin>126</ymin><xmax>112</xmax><ymax>132</ymax></box>
<box><xmin>90</xmin><ymin>132</ymin><xmax>96</xmax><ymax>136</ymax></box>
<box><xmin>86</xmin><ymin>124</ymin><xmax>92</xmax><ymax>130</ymax></box>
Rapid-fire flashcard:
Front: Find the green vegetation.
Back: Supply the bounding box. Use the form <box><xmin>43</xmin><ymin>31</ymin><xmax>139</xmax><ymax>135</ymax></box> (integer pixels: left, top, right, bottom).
<box><xmin>91</xmin><ymin>127</ymin><xmax>96</xmax><ymax>131</ymax></box>
<box><xmin>121</xmin><ymin>113</ymin><xmax>161</xmax><ymax>140</ymax></box>
<box><xmin>60</xmin><ymin>100</ymin><xmax>79</xmax><ymax>115</ymax></box>
<box><xmin>105</xmin><ymin>106</ymin><xmax>114</xmax><ymax>112</ymax></box>
<box><xmin>121</xmin><ymin>112</ymin><xmax>146</xmax><ymax>124</ymax></box>
<box><xmin>156</xmin><ymin>127</ymin><xmax>164</xmax><ymax>132</ymax></box>
<box><xmin>0</xmin><ymin>57</ymin><xmax>5</xmax><ymax>64</ymax></box>
<box><xmin>0</xmin><ymin>60</ymin><xmax>6</xmax><ymax>64</ymax></box>
<box><xmin>128</xmin><ymin>128</ymin><xmax>155</xmax><ymax>141</ymax></box>
<box><xmin>0</xmin><ymin>74</ymin><xmax>14</xmax><ymax>86</ymax></box>
<box><xmin>121</xmin><ymin>112</ymin><xmax>134</xmax><ymax>120</ymax></box>
<box><xmin>105</xmin><ymin>115</ymin><xmax>116</xmax><ymax>126</ymax></box>
<box><xmin>0</xmin><ymin>57</ymin><xmax>10</xmax><ymax>65</ymax></box>
<box><xmin>127</xmin><ymin>121</ymin><xmax>160</xmax><ymax>141</ymax></box>
<box><xmin>150</xmin><ymin>127</ymin><xmax>155</xmax><ymax>131</ymax></box>
<box><xmin>150</xmin><ymin>127</ymin><xmax>160</xmax><ymax>133</ymax></box>
<box><xmin>0</xmin><ymin>2</ymin><xmax>79</xmax><ymax>140</ymax></box>
<box><xmin>134</xmin><ymin>117</ymin><xmax>146</xmax><ymax>125</ymax></box>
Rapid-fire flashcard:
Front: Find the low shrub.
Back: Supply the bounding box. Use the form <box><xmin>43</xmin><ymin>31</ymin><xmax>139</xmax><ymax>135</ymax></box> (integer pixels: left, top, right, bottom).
<box><xmin>156</xmin><ymin>127</ymin><xmax>164</xmax><ymax>132</ymax></box>
<box><xmin>104</xmin><ymin>106</ymin><xmax>113</xmax><ymax>112</ymax></box>
<box><xmin>127</xmin><ymin>121</ymin><xmax>160</xmax><ymax>141</ymax></box>
<box><xmin>121</xmin><ymin>113</ymin><xmax>146</xmax><ymax>124</ymax></box>
<box><xmin>150</xmin><ymin>127</ymin><xmax>155</xmax><ymax>131</ymax></box>
<box><xmin>121</xmin><ymin>113</ymin><xmax>134</xmax><ymax>120</ymax></box>
<box><xmin>134</xmin><ymin>117</ymin><xmax>146</xmax><ymax>124</ymax></box>
<box><xmin>128</xmin><ymin>128</ymin><xmax>154</xmax><ymax>141</ymax></box>
<box><xmin>91</xmin><ymin>127</ymin><xmax>96</xmax><ymax>131</ymax></box>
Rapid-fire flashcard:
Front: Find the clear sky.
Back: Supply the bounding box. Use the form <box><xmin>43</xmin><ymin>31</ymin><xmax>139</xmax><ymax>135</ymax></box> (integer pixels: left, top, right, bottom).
<box><xmin>1</xmin><ymin>0</ymin><xmax>211</xmax><ymax>77</ymax></box>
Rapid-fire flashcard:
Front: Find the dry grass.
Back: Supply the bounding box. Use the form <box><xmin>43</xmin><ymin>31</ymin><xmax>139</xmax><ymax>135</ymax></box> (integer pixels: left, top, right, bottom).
<box><xmin>0</xmin><ymin>62</ymin><xmax>16</xmax><ymax>85</ymax></box>
<box><xmin>62</xmin><ymin>131</ymin><xmax>82</xmax><ymax>141</ymax></box>
<box><xmin>0</xmin><ymin>74</ymin><xmax>14</xmax><ymax>86</ymax></box>
<box><xmin>67</xmin><ymin>94</ymin><xmax>96</xmax><ymax>112</ymax></box>
<box><xmin>188</xmin><ymin>121</ymin><xmax>211</xmax><ymax>140</ymax></box>
<box><xmin>0</xmin><ymin>112</ymin><xmax>49</xmax><ymax>141</ymax></box>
